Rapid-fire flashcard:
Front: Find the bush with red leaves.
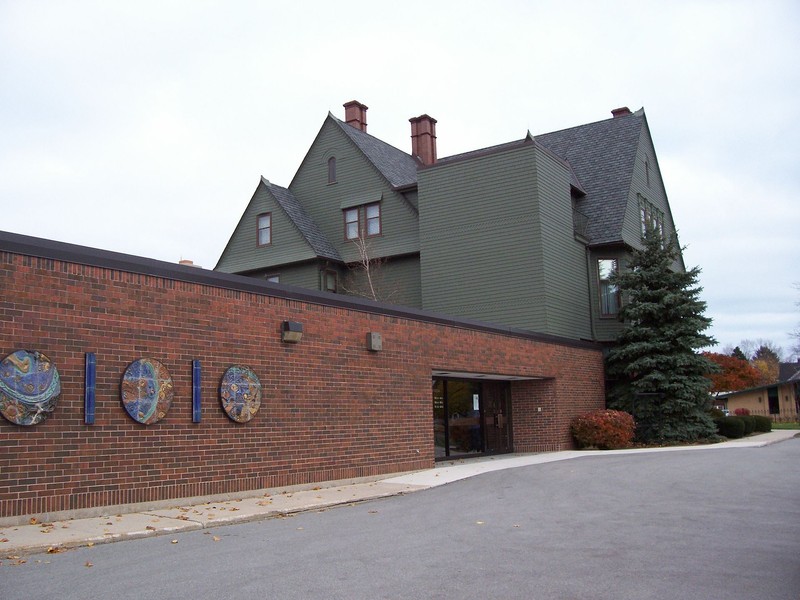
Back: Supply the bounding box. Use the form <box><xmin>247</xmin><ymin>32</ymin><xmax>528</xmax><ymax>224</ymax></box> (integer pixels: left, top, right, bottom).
<box><xmin>570</xmin><ymin>409</ymin><xmax>636</xmax><ymax>450</ymax></box>
<box><xmin>733</xmin><ymin>408</ymin><xmax>751</xmax><ymax>416</ymax></box>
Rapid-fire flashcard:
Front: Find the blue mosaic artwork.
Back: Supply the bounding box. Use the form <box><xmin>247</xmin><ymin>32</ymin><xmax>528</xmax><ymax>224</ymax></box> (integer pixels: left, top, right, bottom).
<box><xmin>0</xmin><ymin>350</ymin><xmax>61</xmax><ymax>426</ymax></box>
<box><xmin>220</xmin><ymin>365</ymin><xmax>261</xmax><ymax>423</ymax></box>
<box><xmin>121</xmin><ymin>358</ymin><xmax>173</xmax><ymax>425</ymax></box>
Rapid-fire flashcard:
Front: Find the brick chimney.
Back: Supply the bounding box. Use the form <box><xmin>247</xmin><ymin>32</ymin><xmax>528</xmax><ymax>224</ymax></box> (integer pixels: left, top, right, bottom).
<box><xmin>409</xmin><ymin>114</ymin><xmax>437</xmax><ymax>166</ymax></box>
<box><xmin>611</xmin><ymin>107</ymin><xmax>632</xmax><ymax>118</ymax></box>
<box><xmin>344</xmin><ymin>100</ymin><xmax>368</xmax><ymax>132</ymax></box>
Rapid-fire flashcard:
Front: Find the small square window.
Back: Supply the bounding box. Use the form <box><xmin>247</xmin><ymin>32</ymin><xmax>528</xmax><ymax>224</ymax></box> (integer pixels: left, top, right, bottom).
<box><xmin>257</xmin><ymin>213</ymin><xmax>271</xmax><ymax>246</ymax></box>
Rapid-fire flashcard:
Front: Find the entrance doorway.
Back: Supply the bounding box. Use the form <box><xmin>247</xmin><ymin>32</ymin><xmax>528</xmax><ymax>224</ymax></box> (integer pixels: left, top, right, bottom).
<box><xmin>433</xmin><ymin>378</ymin><xmax>512</xmax><ymax>459</ymax></box>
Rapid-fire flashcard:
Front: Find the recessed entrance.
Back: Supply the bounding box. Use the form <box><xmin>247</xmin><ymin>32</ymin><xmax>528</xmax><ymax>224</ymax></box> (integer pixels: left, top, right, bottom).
<box><xmin>433</xmin><ymin>377</ymin><xmax>512</xmax><ymax>459</ymax></box>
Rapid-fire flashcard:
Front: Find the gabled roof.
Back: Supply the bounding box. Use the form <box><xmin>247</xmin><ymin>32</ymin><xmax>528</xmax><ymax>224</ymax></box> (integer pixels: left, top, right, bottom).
<box><xmin>330</xmin><ymin>115</ymin><xmax>419</xmax><ymax>188</ymax></box>
<box><xmin>779</xmin><ymin>361</ymin><xmax>800</xmax><ymax>382</ymax></box>
<box><xmin>262</xmin><ymin>178</ymin><xmax>342</xmax><ymax>262</ymax></box>
<box><xmin>535</xmin><ymin>110</ymin><xmax>644</xmax><ymax>245</ymax></box>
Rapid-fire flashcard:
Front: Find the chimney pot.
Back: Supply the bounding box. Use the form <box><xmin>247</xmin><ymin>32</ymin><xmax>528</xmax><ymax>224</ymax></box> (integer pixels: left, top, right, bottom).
<box><xmin>611</xmin><ymin>107</ymin><xmax>632</xmax><ymax>118</ymax></box>
<box><xmin>409</xmin><ymin>114</ymin><xmax>438</xmax><ymax>166</ymax></box>
<box><xmin>343</xmin><ymin>100</ymin><xmax>368</xmax><ymax>132</ymax></box>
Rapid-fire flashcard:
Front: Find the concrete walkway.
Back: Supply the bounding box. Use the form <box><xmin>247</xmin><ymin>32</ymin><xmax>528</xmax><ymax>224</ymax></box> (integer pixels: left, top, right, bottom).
<box><xmin>2</xmin><ymin>429</ymin><xmax>796</xmax><ymax>556</ymax></box>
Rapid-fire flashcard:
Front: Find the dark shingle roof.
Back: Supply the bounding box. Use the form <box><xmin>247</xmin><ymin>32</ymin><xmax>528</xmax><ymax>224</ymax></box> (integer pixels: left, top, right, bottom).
<box><xmin>535</xmin><ymin>110</ymin><xmax>644</xmax><ymax>245</ymax></box>
<box><xmin>262</xmin><ymin>178</ymin><xmax>342</xmax><ymax>262</ymax></box>
<box><xmin>331</xmin><ymin>116</ymin><xmax>419</xmax><ymax>188</ymax></box>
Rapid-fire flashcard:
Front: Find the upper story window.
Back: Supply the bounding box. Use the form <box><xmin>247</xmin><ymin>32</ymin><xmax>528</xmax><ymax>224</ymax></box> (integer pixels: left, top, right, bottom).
<box><xmin>638</xmin><ymin>196</ymin><xmax>664</xmax><ymax>239</ymax></box>
<box><xmin>344</xmin><ymin>202</ymin><xmax>381</xmax><ymax>240</ymax></box>
<box><xmin>645</xmin><ymin>157</ymin><xmax>651</xmax><ymax>187</ymax></box>
<box><xmin>257</xmin><ymin>213</ymin><xmax>272</xmax><ymax>246</ymax></box>
<box><xmin>328</xmin><ymin>157</ymin><xmax>337</xmax><ymax>184</ymax></box>
<box><xmin>265</xmin><ymin>274</ymin><xmax>280</xmax><ymax>283</ymax></box>
<box><xmin>597</xmin><ymin>259</ymin><xmax>619</xmax><ymax>316</ymax></box>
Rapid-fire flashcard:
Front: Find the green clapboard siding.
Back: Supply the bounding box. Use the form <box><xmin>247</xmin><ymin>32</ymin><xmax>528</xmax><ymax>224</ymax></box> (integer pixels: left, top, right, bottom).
<box><xmin>215</xmin><ymin>181</ymin><xmax>317</xmax><ymax>273</ymax></box>
<box><xmin>288</xmin><ymin>118</ymin><xmax>420</xmax><ymax>265</ymax></box>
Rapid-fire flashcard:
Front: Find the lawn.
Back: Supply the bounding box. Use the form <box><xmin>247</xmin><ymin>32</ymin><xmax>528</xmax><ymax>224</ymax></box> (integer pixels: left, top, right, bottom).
<box><xmin>772</xmin><ymin>422</ymin><xmax>800</xmax><ymax>430</ymax></box>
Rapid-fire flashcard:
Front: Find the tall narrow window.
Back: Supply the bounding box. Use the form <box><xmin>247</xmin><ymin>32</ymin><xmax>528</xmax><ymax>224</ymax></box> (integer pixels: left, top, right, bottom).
<box><xmin>598</xmin><ymin>259</ymin><xmax>619</xmax><ymax>316</ymax></box>
<box><xmin>645</xmin><ymin>158</ymin><xmax>650</xmax><ymax>187</ymax></box>
<box><xmin>345</xmin><ymin>208</ymin><xmax>359</xmax><ymax>239</ymax></box>
<box><xmin>257</xmin><ymin>213</ymin><xmax>271</xmax><ymax>246</ymax></box>
<box><xmin>365</xmin><ymin>203</ymin><xmax>381</xmax><ymax>236</ymax></box>
<box><xmin>328</xmin><ymin>157</ymin><xmax>337</xmax><ymax>184</ymax></box>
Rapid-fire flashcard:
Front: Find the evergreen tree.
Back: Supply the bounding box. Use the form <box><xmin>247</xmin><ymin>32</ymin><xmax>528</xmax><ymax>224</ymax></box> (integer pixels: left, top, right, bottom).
<box><xmin>606</xmin><ymin>227</ymin><xmax>718</xmax><ymax>443</ymax></box>
<box><xmin>731</xmin><ymin>346</ymin><xmax>748</xmax><ymax>361</ymax></box>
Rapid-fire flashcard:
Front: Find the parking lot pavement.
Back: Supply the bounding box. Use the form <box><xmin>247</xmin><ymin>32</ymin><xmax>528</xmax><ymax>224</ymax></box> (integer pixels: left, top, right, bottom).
<box><xmin>1</xmin><ymin>429</ymin><xmax>796</xmax><ymax>556</ymax></box>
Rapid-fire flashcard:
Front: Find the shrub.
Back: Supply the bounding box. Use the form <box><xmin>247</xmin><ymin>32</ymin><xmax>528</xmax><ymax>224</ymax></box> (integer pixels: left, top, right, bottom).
<box><xmin>739</xmin><ymin>415</ymin><xmax>756</xmax><ymax>435</ymax></box>
<box><xmin>571</xmin><ymin>409</ymin><xmax>635</xmax><ymax>450</ymax></box>
<box><xmin>715</xmin><ymin>416</ymin><xmax>745</xmax><ymax>439</ymax></box>
<box><xmin>733</xmin><ymin>407</ymin><xmax>751</xmax><ymax>416</ymax></box>
<box><xmin>708</xmin><ymin>407</ymin><xmax>726</xmax><ymax>419</ymax></box>
<box><xmin>753</xmin><ymin>415</ymin><xmax>772</xmax><ymax>433</ymax></box>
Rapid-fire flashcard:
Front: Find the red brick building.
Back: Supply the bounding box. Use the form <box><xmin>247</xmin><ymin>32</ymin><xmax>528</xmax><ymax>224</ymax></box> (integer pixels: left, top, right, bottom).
<box><xmin>0</xmin><ymin>231</ymin><xmax>604</xmax><ymax>522</ymax></box>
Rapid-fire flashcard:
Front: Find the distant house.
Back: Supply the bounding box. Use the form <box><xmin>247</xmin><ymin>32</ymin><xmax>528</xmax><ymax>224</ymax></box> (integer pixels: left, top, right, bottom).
<box><xmin>216</xmin><ymin>100</ymin><xmax>683</xmax><ymax>345</ymax></box>
<box><xmin>716</xmin><ymin>362</ymin><xmax>800</xmax><ymax>420</ymax></box>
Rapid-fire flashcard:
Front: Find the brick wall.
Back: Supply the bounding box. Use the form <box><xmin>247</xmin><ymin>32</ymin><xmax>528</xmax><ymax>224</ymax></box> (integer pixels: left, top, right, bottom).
<box><xmin>0</xmin><ymin>234</ymin><xmax>605</xmax><ymax>520</ymax></box>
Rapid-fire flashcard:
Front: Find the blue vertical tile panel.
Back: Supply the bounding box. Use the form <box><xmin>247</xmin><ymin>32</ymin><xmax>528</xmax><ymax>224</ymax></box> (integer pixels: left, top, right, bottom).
<box><xmin>84</xmin><ymin>353</ymin><xmax>96</xmax><ymax>425</ymax></box>
<box><xmin>192</xmin><ymin>360</ymin><xmax>202</xmax><ymax>423</ymax></box>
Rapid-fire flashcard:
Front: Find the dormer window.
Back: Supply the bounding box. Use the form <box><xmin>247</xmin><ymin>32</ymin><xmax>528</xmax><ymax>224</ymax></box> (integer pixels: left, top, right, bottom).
<box><xmin>257</xmin><ymin>213</ymin><xmax>271</xmax><ymax>246</ymax></box>
<box><xmin>328</xmin><ymin>157</ymin><xmax>337</xmax><ymax>184</ymax></box>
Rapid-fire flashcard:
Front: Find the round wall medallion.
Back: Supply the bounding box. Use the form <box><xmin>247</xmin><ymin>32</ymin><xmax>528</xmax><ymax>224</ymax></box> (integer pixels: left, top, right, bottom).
<box><xmin>121</xmin><ymin>358</ymin><xmax>173</xmax><ymax>425</ymax></box>
<box><xmin>220</xmin><ymin>366</ymin><xmax>261</xmax><ymax>423</ymax></box>
<box><xmin>0</xmin><ymin>350</ymin><xmax>61</xmax><ymax>426</ymax></box>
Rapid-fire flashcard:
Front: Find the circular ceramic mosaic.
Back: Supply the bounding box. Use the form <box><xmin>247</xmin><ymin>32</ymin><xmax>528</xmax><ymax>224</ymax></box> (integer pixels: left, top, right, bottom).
<box><xmin>0</xmin><ymin>350</ymin><xmax>61</xmax><ymax>426</ymax></box>
<box><xmin>121</xmin><ymin>358</ymin><xmax>173</xmax><ymax>425</ymax></box>
<box><xmin>220</xmin><ymin>365</ymin><xmax>262</xmax><ymax>423</ymax></box>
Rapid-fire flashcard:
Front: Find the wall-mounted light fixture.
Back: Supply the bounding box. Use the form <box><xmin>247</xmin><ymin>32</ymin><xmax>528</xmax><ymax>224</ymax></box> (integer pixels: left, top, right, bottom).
<box><xmin>281</xmin><ymin>321</ymin><xmax>303</xmax><ymax>343</ymax></box>
<box><xmin>366</xmin><ymin>332</ymin><xmax>382</xmax><ymax>352</ymax></box>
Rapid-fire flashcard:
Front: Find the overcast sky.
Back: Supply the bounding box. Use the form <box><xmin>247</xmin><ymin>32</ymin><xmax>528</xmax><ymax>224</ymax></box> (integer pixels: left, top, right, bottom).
<box><xmin>2</xmin><ymin>0</ymin><xmax>798</xmax><ymax>358</ymax></box>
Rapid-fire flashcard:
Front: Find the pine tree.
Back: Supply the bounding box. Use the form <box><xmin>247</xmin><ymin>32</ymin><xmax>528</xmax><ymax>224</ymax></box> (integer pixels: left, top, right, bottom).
<box><xmin>606</xmin><ymin>227</ymin><xmax>718</xmax><ymax>443</ymax></box>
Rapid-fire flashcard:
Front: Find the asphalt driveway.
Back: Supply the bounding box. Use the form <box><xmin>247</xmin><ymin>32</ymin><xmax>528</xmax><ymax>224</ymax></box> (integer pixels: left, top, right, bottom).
<box><xmin>3</xmin><ymin>439</ymin><xmax>799</xmax><ymax>599</ymax></box>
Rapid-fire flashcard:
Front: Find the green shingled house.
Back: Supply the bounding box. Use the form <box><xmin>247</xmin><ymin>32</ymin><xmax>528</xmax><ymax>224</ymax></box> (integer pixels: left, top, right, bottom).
<box><xmin>216</xmin><ymin>101</ymin><xmax>682</xmax><ymax>345</ymax></box>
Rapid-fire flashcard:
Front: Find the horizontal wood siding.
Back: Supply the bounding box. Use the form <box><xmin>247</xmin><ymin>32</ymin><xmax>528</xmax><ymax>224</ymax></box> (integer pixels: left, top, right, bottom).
<box><xmin>250</xmin><ymin>262</ymin><xmax>323</xmax><ymax>289</ymax></box>
<box><xmin>216</xmin><ymin>182</ymin><xmax>316</xmax><ymax>273</ymax></box>
<box><xmin>536</xmin><ymin>151</ymin><xmax>593</xmax><ymax>340</ymax></box>
<box><xmin>288</xmin><ymin>119</ymin><xmax>420</xmax><ymax>265</ymax></box>
<box><xmin>340</xmin><ymin>254</ymin><xmax>422</xmax><ymax>307</ymax></box>
<box><xmin>419</xmin><ymin>146</ymin><xmax>547</xmax><ymax>329</ymax></box>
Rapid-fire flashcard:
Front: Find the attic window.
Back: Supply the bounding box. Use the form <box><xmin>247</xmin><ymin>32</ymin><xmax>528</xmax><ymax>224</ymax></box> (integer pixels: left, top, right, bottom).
<box><xmin>328</xmin><ymin>157</ymin><xmax>337</xmax><ymax>184</ymax></box>
<box><xmin>638</xmin><ymin>196</ymin><xmax>664</xmax><ymax>239</ymax></box>
<box><xmin>645</xmin><ymin>158</ymin><xmax>651</xmax><ymax>187</ymax></box>
<box><xmin>257</xmin><ymin>213</ymin><xmax>272</xmax><ymax>246</ymax></box>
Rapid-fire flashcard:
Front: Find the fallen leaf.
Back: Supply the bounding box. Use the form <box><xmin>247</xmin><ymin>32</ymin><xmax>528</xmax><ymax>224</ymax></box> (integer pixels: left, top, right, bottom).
<box><xmin>29</xmin><ymin>517</ymin><xmax>37</xmax><ymax>525</ymax></box>
<box><xmin>85</xmin><ymin>561</ymin><xmax>93</xmax><ymax>568</ymax></box>
<box><xmin>0</xmin><ymin>538</ymin><xmax>8</xmax><ymax>543</ymax></box>
<box><xmin>368</xmin><ymin>510</ymin><xmax>378</xmax><ymax>514</ymax></box>
<box><xmin>296</xmin><ymin>527</ymin><xmax>304</xmax><ymax>531</ymax></box>
<box><xmin>87</xmin><ymin>542</ymin><xmax>94</xmax><ymax>547</ymax></box>
<box><xmin>46</xmin><ymin>546</ymin><xmax>63</xmax><ymax>554</ymax></box>
<box><xmin>212</xmin><ymin>536</ymin><xmax>220</xmax><ymax>542</ymax></box>
<box><xmin>171</xmin><ymin>539</ymin><xmax>178</xmax><ymax>544</ymax></box>
<box><xmin>145</xmin><ymin>526</ymin><xmax>156</xmax><ymax>531</ymax></box>
<box><xmin>105</xmin><ymin>522</ymin><xmax>113</xmax><ymax>526</ymax></box>
<box><xmin>476</xmin><ymin>521</ymin><xmax>485</xmax><ymax>525</ymax></box>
